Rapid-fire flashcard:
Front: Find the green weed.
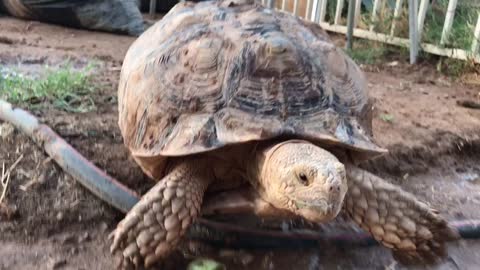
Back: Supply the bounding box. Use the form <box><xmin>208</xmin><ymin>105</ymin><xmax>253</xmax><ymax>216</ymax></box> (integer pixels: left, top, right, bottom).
<box><xmin>0</xmin><ymin>62</ymin><xmax>98</xmax><ymax>112</ymax></box>
<box><xmin>379</xmin><ymin>113</ymin><xmax>395</xmax><ymax>123</ymax></box>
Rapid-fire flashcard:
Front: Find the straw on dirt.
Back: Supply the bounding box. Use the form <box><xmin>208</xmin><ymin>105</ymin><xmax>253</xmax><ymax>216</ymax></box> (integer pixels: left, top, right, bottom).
<box><xmin>0</xmin><ymin>154</ymin><xmax>24</xmax><ymax>204</ymax></box>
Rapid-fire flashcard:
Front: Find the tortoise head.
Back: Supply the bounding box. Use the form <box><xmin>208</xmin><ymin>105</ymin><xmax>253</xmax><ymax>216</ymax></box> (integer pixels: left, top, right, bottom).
<box><xmin>259</xmin><ymin>140</ymin><xmax>348</xmax><ymax>223</ymax></box>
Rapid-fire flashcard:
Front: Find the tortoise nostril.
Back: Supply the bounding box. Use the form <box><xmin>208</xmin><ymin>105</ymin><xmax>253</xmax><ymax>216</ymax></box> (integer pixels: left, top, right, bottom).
<box><xmin>328</xmin><ymin>180</ymin><xmax>341</xmax><ymax>194</ymax></box>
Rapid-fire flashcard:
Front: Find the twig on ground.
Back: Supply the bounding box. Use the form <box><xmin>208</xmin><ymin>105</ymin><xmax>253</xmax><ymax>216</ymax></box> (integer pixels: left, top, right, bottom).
<box><xmin>0</xmin><ymin>154</ymin><xmax>24</xmax><ymax>204</ymax></box>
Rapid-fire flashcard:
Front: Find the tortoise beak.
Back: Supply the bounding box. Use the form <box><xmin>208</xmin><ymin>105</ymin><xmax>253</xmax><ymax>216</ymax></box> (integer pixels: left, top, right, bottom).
<box><xmin>294</xmin><ymin>200</ymin><xmax>341</xmax><ymax>223</ymax></box>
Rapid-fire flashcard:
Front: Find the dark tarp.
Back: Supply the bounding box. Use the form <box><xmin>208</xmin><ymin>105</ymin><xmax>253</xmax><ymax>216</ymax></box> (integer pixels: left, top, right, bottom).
<box><xmin>138</xmin><ymin>0</ymin><xmax>212</xmax><ymax>13</ymax></box>
<box><xmin>0</xmin><ymin>0</ymin><xmax>144</xmax><ymax>36</ymax></box>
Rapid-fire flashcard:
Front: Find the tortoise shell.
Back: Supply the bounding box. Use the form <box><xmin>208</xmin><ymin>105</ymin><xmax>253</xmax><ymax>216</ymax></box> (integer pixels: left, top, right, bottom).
<box><xmin>118</xmin><ymin>0</ymin><xmax>387</xmax><ymax>179</ymax></box>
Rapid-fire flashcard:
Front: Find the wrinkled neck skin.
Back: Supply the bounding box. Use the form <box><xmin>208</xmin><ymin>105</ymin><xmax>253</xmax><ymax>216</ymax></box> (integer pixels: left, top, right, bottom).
<box><xmin>247</xmin><ymin>140</ymin><xmax>348</xmax><ymax>223</ymax></box>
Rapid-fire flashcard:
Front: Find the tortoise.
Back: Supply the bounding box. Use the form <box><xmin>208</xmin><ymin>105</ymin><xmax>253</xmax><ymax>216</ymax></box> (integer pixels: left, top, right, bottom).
<box><xmin>111</xmin><ymin>0</ymin><xmax>457</xmax><ymax>268</ymax></box>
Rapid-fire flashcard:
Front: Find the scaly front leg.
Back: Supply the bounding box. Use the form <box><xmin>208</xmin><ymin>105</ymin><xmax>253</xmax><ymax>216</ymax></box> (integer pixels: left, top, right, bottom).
<box><xmin>109</xmin><ymin>158</ymin><xmax>212</xmax><ymax>269</ymax></box>
<box><xmin>344</xmin><ymin>164</ymin><xmax>459</xmax><ymax>265</ymax></box>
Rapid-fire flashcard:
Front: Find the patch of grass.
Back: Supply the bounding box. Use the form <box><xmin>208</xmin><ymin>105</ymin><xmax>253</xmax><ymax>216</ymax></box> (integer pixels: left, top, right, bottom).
<box><xmin>423</xmin><ymin>1</ymin><xmax>477</xmax><ymax>50</ymax></box>
<box><xmin>0</xmin><ymin>62</ymin><xmax>98</xmax><ymax>112</ymax></box>
<box><xmin>379</xmin><ymin>113</ymin><xmax>394</xmax><ymax>123</ymax></box>
<box><xmin>345</xmin><ymin>39</ymin><xmax>408</xmax><ymax>65</ymax></box>
<box><xmin>346</xmin><ymin>45</ymin><xmax>387</xmax><ymax>64</ymax></box>
<box><xmin>435</xmin><ymin>57</ymin><xmax>480</xmax><ymax>78</ymax></box>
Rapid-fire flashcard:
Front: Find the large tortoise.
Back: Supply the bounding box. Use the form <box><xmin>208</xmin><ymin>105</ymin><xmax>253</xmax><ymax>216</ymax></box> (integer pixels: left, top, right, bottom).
<box><xmin>111</xmin><ymin>0</ymin><xmax>457</xmax><ymax>268</ymax></box>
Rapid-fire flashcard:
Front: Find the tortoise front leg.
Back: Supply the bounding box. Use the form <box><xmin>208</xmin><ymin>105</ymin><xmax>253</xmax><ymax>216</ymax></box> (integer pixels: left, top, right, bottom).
<box><xmin>109</xmin><ymin>158</ymin><xmax>212</xmax><ymax>269</ymax></box>
<box><xmin>344</xmin><ymin>164</ymin><xmax>459</xmax><ymax>265</ymax></box>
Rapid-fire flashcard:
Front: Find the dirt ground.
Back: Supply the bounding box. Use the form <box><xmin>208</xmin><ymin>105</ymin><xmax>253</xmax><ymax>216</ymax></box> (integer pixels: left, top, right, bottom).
<box><xmin>1</xmin><ymin>15</ymin><xmax>480</xmax><ymax>270</ymax></box>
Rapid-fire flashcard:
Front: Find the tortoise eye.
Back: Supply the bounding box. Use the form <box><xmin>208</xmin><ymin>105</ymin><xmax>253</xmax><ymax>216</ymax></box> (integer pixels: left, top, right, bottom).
<box><xmin>298</xmin><ymin>172</ymin><xmax>309</xmax><ymax>185</ymax></box>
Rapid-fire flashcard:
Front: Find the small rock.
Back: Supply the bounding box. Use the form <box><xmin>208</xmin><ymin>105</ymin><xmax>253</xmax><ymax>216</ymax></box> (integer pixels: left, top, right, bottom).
<box><xmin>78</xmin><ymin>232</ymin><xmax>90</xmax><ymax>243</ymax></box>
<box><xmin>399</xmin><ymin>82</ymin><xmax>411</xmax><ymax>91</ymax></box>
<box><xmin>99</xmin><ymin>221</ymin><xmax>108</xmax><ymax>233</ymax></box>
<box><xmin>218</xmin><ymin>249</ymin><xmax>236</xmax><ymax>258</ymax></box>
<box><xmin>454</xmin><ymin>211</ymin><xmax>465</xmax><ymax>219</ymax></box>
<box><xmin>239</xmin><ymin>252</ymin><xmax>254</xmax><ymax>266</ymax></box>
<box><xmin>460</xmin><ymin>172</ymin><xmax>480</xmax><ymax>183</ymax></box>
<box><xmin>58</xmin><ymin>234</ymin><xmax>75</xmax><ymax>245</ymax></box>
<box><xmin>70</xmin><ymin>247</ymin><xmax>78</xmax><ymax>255</ymax></box>
<box><xmin>56</xmin><ymin>212</ymin><xmax>64</xmax><ymax>221</ymax></box>
<box><xmin>437</xmin><ymin>78</ymin><xmax>452</xmax><ymax>87</ymax></box>
<box><xmin>49</xmin><ymin>258</ymin><xmax>66</xmax><ymax>269</ymax></box>
<box><xmin>0</xmin><ymin>203</ymin><xmax>18</xmax><ymax>219</ymax></box>
<box><xmin>386</xmin><ymin>61</ymin><xmax>398</xmax><ymax>67</ymax></box>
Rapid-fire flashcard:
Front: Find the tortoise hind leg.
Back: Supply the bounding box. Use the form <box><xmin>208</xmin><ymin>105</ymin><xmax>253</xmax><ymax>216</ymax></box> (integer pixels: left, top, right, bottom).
<box><xmin>109</xmin><ymin>158</ymin><xmax>212</xmax><ymax>269</ymax></box>
<box><xmin>344</xmin><ymin>164</ymin><xmax>459</xmax><ymax>265</ymax></box>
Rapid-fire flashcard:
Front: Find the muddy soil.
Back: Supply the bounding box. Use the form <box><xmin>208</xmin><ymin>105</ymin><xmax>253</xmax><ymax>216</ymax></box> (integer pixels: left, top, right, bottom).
<box><xmin>1</xmin><ymin>16</ymin><xmax>480</xmax><ymax>270</ymax></box>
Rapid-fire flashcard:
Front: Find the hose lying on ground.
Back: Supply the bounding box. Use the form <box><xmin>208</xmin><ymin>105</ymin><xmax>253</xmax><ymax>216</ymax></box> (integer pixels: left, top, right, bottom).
<box><xmin>1</xmin><ymin>98</ymin><xmax>479</xmax><ymax>250</ymax></box>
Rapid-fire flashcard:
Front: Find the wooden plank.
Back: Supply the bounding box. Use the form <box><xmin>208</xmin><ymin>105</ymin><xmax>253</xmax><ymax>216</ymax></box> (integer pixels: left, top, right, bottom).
<box><xmin>267</xmin><ymin>0</ymin><xmax>276</xmax><ymax>8</ymax></box>
<box><xmin>369</xmin><ymin>0</ymin><xmax>381</xmax><ymax>31</ymax></box>
<box><xmin>319</xmin><ymin>22</ymin><xmax>480</xmax><ymax>63</ymax></box>
<box><xmin>335</xmin><ymin>0</ymin><xmax>345</xmax><ymax>25</ymax></box>
<box><xmin>440</xmin><ymin>0</ymin><xmax>458</xmax><ymax>45</ymax></box>
<box><xmin>281</xmin><ymin>0</ymin><xmax>287</xmax><ymax>10</ymax></box>
<box><xmin>408</xmin><ymin>0</ymin><xmax>419</xmax><ymax>64</ymax></box>
<box><xmin>417</xmin><ymin>0</ymin><xmax>429</xmax><ymax>38</ymax></box>
<box><xmin>390</xmin><ymin>0</ymin><xmax>404</xmax><ymax>36</ymax></box>
<box><xmin>472</xmin><ymin>12</ymin><xmax>480</xmax><ymax>54</ymax></box>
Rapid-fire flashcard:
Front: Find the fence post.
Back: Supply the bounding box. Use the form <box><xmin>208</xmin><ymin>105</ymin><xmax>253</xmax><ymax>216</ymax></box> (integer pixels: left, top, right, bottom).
<box><xmin>335</xmin><ymin>0</ymin><xmax>345</xmax><ymax>25</ymax></box>
<box><xmin>267</xmin><ymin>0</ymin><xmax>276</xmax><ymax>8</ymax></box>
<box><xmin>319</xmin><ymin>0</ymin><xmax>328</xmax><ymax>22</ymax></box>
<box><xmin>312</xmin><ymin>0</ymin><xmax>328</xmax><ymax>22</ymax></box>
<box><xmin>440</xmin><ymin>0</ymin><xmax>458</xmax><ymax>45</ymax></box>
<box><xmin>369</xmin><ymin>0</ymin><xmax>380</xmax><ymax>31</ymax></box>
<box><xmin>390</xmin><ymin>0</ymin><xmax>404</xmax><ymax>36</ymax></box>
<box><xmin>417</xmin><ymin>0</ymin><xmax>429</xmax><ymax>38</ymax></box>
<box><xmin>473</xmin><ymin>13</ymin><xmax>480</xmax><ymax>55</ymax></box>
<box><xmin>281</xmin><ymin>0</ymin><xmax>287</xmax><ymax>10</ymax></box>
<box><xmin>346</xmin><ymin>0</ymin><xmax>356</xmax><ymax>50</ymax></box>
<box><xmin>312</xmin><ymin>0</ymin><xmax>318</xmax><ymax>21</ymax></box>
<box><xmin>149</xmin><ymin>0</ymin><xmax>157</xmax><ymax>17</ymax></box>
<box><xmin>306</xmin><ymin>0</ymin><xmax>313</xmax><ymax>19</ymax></box>
<box><xmin>408</xmin><ymin>0</ymin><xmax>419</xmax><ymax>64</ymax></box>
<box><xmin>293</xmin><ymin>0</ymin><xmax>300</xmax><ymax>16</ymax></box>
<box><xmin>354</xmin><ymin>0</ymin><xmax>361</xmax><ymax>28</ymax></box>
